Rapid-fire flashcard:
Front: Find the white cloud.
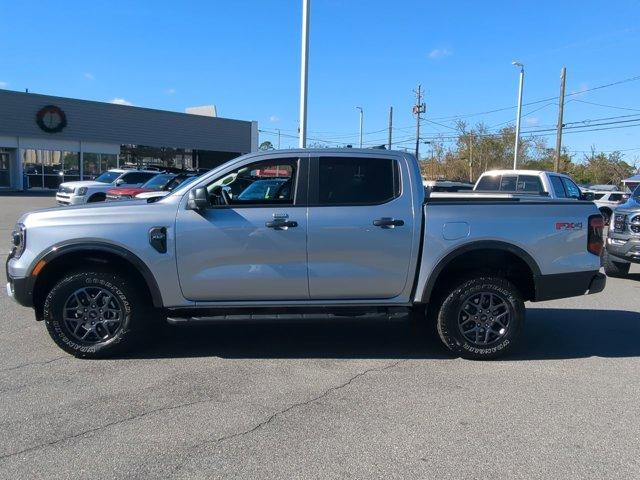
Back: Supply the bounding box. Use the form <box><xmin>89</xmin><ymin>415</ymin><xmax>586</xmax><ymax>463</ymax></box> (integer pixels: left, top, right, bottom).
<box><xmin>165</xmin><ymin>88</ymin><xmax>176</xmax><ymax>95</ymax></box>
<box><xmin>84</xmin><ymin>72</ymin><xmax>95</xmax><ymax>80</ymax></box>
<box><xmin>0</xmin><ymin>81</ymin><xmax>8</xmax><ymax>88</ymax></box>
<box><xmin>269</xmin><ymin>115</ymin><xmax>280</xmax><ymax>123</ymax></box>
<box><xmin>525</xmin><ymin>117</ymin><xmax>539</xmax><ymax>127</ymax></box>
<box><xmin>110</xmin><ymin>97</ymin><xmax>133</xmax><ymax>106</ymax></box>
<box><xmin>570</xmin><ymin>83</ymin><xmax>589</xmax><ymax>97</ymax></box>
<box><xmin>428</xmin><ymin>48</ymin><xmax>452</xmax><ymax>59</ymax></box>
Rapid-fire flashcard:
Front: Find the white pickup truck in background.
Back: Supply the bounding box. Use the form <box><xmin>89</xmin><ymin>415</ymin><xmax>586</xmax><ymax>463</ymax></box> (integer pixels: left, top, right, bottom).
<box><xmin>474</xmin><ymin>169</ymin><xmax>586</xmax><ymax>199</ymax></box>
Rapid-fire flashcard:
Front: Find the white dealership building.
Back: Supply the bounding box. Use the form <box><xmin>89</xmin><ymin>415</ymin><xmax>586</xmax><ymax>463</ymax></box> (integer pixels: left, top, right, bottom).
<box><xmin>0</xmin><ymin>89</ymin><xmax>257</xmax><ymax>190</ymax></box>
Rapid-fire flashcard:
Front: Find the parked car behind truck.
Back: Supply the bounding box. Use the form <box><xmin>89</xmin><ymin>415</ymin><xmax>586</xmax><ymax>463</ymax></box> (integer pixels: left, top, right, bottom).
<box><xmin>602</xmin><ymin>185</ymin><xmax>640</xmax><ymax>277</ymax></box>
<box><xmin>56</xmin><ymin>168</ymin><xmax>160</xmax><ymax>205</ymax></box>
<box><xmin>7</xmin><ymin>149</ymin><xmax>605</xmax><ymax>360</ymax></box>
<box><xmin>474</xmin><ymin>169</ymin><xmax>586</xmax><ymax>199</ymax></box>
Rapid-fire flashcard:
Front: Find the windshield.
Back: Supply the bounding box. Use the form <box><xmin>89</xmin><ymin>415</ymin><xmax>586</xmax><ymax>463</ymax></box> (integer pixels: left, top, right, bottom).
<box><xmin>633</xmin><ymin>185</ymin><xmax>640</xmax><ymax>199</ymax></box>
<box><xmin>141</xmin><ymin>174</ymin><xmax>175</xmax><ymax>190</ymax></box>
<box><xmin>237</xmin><ymin>179</ymin><xmax>287</xmax><ymax>201</ymax></box>
<box><xmin>95</xmin><ymin>171</ymin><xmax>121</xmax><ymax>184</ymax></box>
<box><xmin>165</xmin><ymin>175</ymin><xmax>197</xmax><ymax>191</ymax></box>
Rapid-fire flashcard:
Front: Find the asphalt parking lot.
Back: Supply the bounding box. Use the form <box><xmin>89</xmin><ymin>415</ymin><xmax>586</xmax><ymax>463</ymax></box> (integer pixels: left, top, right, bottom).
<box><xmin>1</xmin><ymin>194</ymin><xmax>639</xmax><ymax>480</ymax></box>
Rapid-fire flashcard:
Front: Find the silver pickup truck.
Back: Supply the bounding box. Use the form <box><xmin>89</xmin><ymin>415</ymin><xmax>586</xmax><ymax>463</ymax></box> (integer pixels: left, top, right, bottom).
<box><xmin>6</xmin><ymin>149</ymin><xmax>606</xmax><ymax>359</ymax></box>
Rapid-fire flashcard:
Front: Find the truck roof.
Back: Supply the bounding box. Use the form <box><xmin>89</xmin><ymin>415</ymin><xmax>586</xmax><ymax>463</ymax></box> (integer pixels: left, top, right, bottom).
<box><xmin>479</xmin><ymin>169</ymin><xmax>570</xmax><ymax>177</ymax></box>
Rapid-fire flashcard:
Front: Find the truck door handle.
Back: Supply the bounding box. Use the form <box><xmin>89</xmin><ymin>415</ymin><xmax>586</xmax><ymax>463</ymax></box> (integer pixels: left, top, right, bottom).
<box><xmin>373</xmin><ymin>218</ymin><xmax>404</xmax><ymax>228</ymax></box>
<box><xmin>265</xmin><ymin>219</ymin><xmax>298</xmax><ymax>229</ymax></box>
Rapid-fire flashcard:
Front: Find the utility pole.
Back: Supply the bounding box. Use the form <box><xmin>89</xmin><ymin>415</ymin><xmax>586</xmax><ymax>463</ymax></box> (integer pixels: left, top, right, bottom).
<box><xmin>277</xmin><ymin>128</ymin><xmax>281</xmax><ymax>149</ymax></box>
<box><xmin>356</xmin><ymin>106</ymin><xmax>364</xmax><ymax>148</ymax></box>
<box><xmin>512</xmin><ymin>61</ymin><xmax>525</xmax><ymax>169</ymax></box>
<box><xmin>469</xmin><ymin>136</ymin><xmax>474</xmax><ymax>182</ymax></box>
<box><xmin>387</xmin><ymin>106</ymin><xmax>393</xmax><ymax>150</ymax></box>
<box><xmin>298</xmin><ymin>0</ymin><xmax>310</xmax><ymax>148</ymax></box>
<box><xmin>554</xmin><ymin>66</ymin><xmax>567</xmax><ymax>172</ymax></box>
<box><xmin>412</xmin><ymin>84</ymin><xmax>426</xmax><ymax>158</ymax></box>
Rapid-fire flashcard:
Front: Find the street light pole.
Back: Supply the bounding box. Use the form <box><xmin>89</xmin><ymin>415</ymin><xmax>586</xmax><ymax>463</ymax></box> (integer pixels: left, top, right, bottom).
<box><xmin>356</xmin><ymin>106</ymin><xmax>363</xmax><ymax>148</ymax></box>
<box><xmin>298</xmin><ymin>0</ymin><xmax>310</xmax><ymax>148</ymax></box>
<box><xmin>512</xmin><ymin>61</ymin><xmax>525</xmax><ymax>170</ymax></box>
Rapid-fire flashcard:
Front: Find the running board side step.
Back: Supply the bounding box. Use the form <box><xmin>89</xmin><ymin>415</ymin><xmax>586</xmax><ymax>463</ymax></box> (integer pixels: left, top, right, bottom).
<box><xmin>166</xmin><ymin>308</ymin><xmax>411</xmax><ymax>325</ymax></box>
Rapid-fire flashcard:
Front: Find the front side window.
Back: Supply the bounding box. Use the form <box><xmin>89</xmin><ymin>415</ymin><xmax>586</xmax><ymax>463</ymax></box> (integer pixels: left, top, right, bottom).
<box><xmin>550</xmin><ymin>176</ymin><xmax>567</xmax><ymax>198</ymax></box>
<box><xmin>317</xmin><ymin>157</ymin><xmax>398</xmax><ymax>205</ymax></box>
<box><xmin>609</xmin><ymin>193</ymin><xmax>623</xmax><ymax>202</ymax></box>
<box><xmin>561</xmin><ymin>177</ymin><xmax>581</xmax><ymax>199</ymax></box>
<box><xmin>206</xmin><ymin>159</ymin><xmax>297</xmax><ymax>206</ymax></box>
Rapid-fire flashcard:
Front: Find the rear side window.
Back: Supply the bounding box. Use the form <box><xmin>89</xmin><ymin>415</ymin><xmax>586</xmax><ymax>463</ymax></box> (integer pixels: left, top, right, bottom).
<box><xmin>475</xmin><ymin>175</ymin><xmax>501</xmax><ymax>190</ymax></box>
<box><xmin>516</xmin><ymin>175</ymin><xmax>543</xmax><ymax>192</ymax></box>
<box><xmin>550</xmin><ymin>176</ymin><xmax>567</xmax><ymax>198</ymax></box>
<box><xmin>317</xmin><ymin>157</ymin><xmax>398</xmax><ymax>205</ymax></box>
<box><xmin>561</xmin><ymin>177</ymin><xmax>581</xmax><ymax>199</ymax></box>
<box><xmin>594</xmin><ymin>193</ymin><xmax>605</xmax><ymax>200</ymax></box>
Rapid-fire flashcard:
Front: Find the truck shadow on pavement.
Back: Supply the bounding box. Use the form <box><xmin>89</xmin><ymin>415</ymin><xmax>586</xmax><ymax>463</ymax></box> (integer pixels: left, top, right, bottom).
<box><xmin>124</xmin><ymin>308</ymin><xmax>640</xmax><ymax>361</ymax></box>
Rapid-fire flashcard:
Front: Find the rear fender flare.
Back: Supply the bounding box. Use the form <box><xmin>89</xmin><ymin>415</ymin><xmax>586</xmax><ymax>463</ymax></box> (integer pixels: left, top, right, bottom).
<box><xmin>420</xmin><ymin>240</ymin><xmax>541</xmax><ymax>303</ymax></box>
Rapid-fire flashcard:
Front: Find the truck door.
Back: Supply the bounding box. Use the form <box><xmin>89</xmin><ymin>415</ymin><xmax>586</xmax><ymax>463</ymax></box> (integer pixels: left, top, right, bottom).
<box><xmin>306</xmin><ymin>155</ymin><xmax>415</xmax><ymax>299</ymax></box>
<box><xmin>175</xmin><ymin>157</ymin><xmax>309</xmax><ymax>301</ymax></box>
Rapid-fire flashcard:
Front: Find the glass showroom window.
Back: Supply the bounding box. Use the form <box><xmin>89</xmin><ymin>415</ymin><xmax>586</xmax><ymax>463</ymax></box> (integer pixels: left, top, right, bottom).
<box><xmin>82</xmin><ymin>153</ymin><xmax>119</xmax><ymax>180</ymax></box>
<box><xmin>22</xmin><ymin>149</ymin><xmax>80</xmax><ymax>189</ymax></box>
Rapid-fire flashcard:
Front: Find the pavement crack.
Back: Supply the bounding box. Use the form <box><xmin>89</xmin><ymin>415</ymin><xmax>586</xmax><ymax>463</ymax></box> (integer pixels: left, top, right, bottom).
<box><xmin>0</xmin><ymin>360</ymin><xmax>406</xmax><ymax>463</ymax></box>
<box><xmin>212</xmin><ymin>359</ymin><xmax>406</xmax><ymax>445</ymax></box>
<box><xmin>0</xmin><ymin>356</ymin><xmax>67</xmax><ymax>373</ymax></box>
<box><xmin>0</xmin><ymin>396</ymin><xmax>221</xmax><ymax>462</ymax></box>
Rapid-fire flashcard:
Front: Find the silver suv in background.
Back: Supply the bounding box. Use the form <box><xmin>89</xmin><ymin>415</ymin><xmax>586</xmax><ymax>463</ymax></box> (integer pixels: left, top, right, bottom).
<box><xmin>602</xmin><ymin>185</ymin><xmax>640</xmax><ymax>277</ymax></box>
<box><xmin>56</xmin><ymin>169</ymin><xmax>160</xmax><ymax>205</ymax></box>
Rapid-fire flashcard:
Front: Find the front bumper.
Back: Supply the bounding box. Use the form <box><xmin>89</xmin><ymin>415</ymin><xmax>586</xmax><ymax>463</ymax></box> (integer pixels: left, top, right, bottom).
<box><xmin>606</xmin><ymin>236</ymin><xmax>640</xmax><ymax>264</ymax></box>
<box><xmin>5</xmin><ymin>252</ymin><xmax>33</xmax><ymax>307</ymax></box>
<box><xmin>55</xmin><ymin>193</ymin><xmax>86</xmax><ymax>206</ymax></box>
<box><xmin>534</xmin><ymin>270</ymin><xmax>606</xmax><ymax>301</ymax></box>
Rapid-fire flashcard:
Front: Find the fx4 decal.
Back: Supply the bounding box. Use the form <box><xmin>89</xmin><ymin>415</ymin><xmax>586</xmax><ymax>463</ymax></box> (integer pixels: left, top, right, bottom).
<box><xmin>555</xmin><ymin>222</ymin><xmax>583</xmax><ymax>231</ymax></box>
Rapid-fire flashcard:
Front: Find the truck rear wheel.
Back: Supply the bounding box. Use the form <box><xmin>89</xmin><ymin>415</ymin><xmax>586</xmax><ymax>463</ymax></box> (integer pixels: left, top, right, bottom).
<box><xmin>602</xmin><ymin>249</ymin><xmax>631</xmax><ymax>277</ymax></box>
<box><xmin>43</xmin><ymin>271</ymin><xmax>144</xmax><ymax>358</ymax></box>
<box><xmin>436</xmin><ymin>276</ymin><xmax>524</xmax><ymax>360</ymax></box>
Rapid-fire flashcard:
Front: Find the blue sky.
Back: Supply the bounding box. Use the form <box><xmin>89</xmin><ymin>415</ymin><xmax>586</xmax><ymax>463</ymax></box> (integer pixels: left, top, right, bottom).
<box><xmin>1</xmin><ymin>0</ymin><xmax>640</xmax><ymax>163</ymax></box>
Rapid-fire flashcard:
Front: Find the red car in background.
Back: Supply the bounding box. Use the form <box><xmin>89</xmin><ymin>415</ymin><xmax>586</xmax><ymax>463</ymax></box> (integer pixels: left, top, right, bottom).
<box><xmin>106</xmin><ymin>172</ymin><xmax>199</xmax><ymax>201</ymax></box>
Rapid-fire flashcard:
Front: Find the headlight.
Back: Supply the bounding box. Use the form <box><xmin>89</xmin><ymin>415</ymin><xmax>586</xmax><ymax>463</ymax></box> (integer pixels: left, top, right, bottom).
<box><xmin>11</xmin><ymin>223</ymin><xmax>26</xmax><ymax>259</ymax></box>
<box><xmin>76</xmin><ymin>187</ymin><xmax>88</xmax><ymax>195</ymax></box>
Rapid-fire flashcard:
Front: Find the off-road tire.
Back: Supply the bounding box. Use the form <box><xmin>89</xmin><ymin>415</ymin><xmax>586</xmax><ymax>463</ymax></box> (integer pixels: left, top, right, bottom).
<box><xmin>436</xmin><ymin>276</ymin><xmax>525</xmax><ymax>360</ymax></box>
<box><xmin>43</xmin><ymin>271</ymin><xmax>144</xmax><ymax>358</ymax></box>
<box><xmin>602</xmin><ymin>249</ymin><xmax>631</xmax><ymax>277</ymax></box>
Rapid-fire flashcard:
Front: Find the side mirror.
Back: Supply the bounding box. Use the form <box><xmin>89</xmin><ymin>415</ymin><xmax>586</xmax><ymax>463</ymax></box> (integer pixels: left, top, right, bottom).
<box><xmin>115</xmin><ymin>178</ymin><xmax>125</xmax><ymax>186</ymax></box>
<box><xmin>187</xmin><ymin>187</ymin><xmax>209</xmax><ymax>210</ymax></box>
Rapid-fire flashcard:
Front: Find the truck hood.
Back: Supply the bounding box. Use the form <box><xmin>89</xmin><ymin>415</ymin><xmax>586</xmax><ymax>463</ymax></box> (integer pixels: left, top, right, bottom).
<box><xmin>59</xmin><ymin>180</ymin><xmax>109</xmax><ymax>189</ymax></box>
<box><xmin>107</xmin><ymin>187</ymin><xmax>150</xmax><ymax>197</ymax></box>
<box><xmin>19</xmin><ymin>197</ymin><xmax>157</xmax><ymax>226</ymax></box>
<box><xmin>614</xmin><ymin>196</ymin><xmax>640</xmax><ymax>214</ymax></box>
<box><xmin>135</xmin><ymin>191</ymin><xmax>170</xmax><ymax>199</ymax></box>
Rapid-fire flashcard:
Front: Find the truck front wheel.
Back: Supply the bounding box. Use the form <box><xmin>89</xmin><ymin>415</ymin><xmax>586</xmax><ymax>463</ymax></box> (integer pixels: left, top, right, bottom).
<box><xmin>43</xmin><ymin>271</ymin><xmax>144</xmax><ymax>358</ymax></box>
<box><xmin>436</xmin><ymin>276</ymin><xmax>525</xmax><ymax>360</ymax></box>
